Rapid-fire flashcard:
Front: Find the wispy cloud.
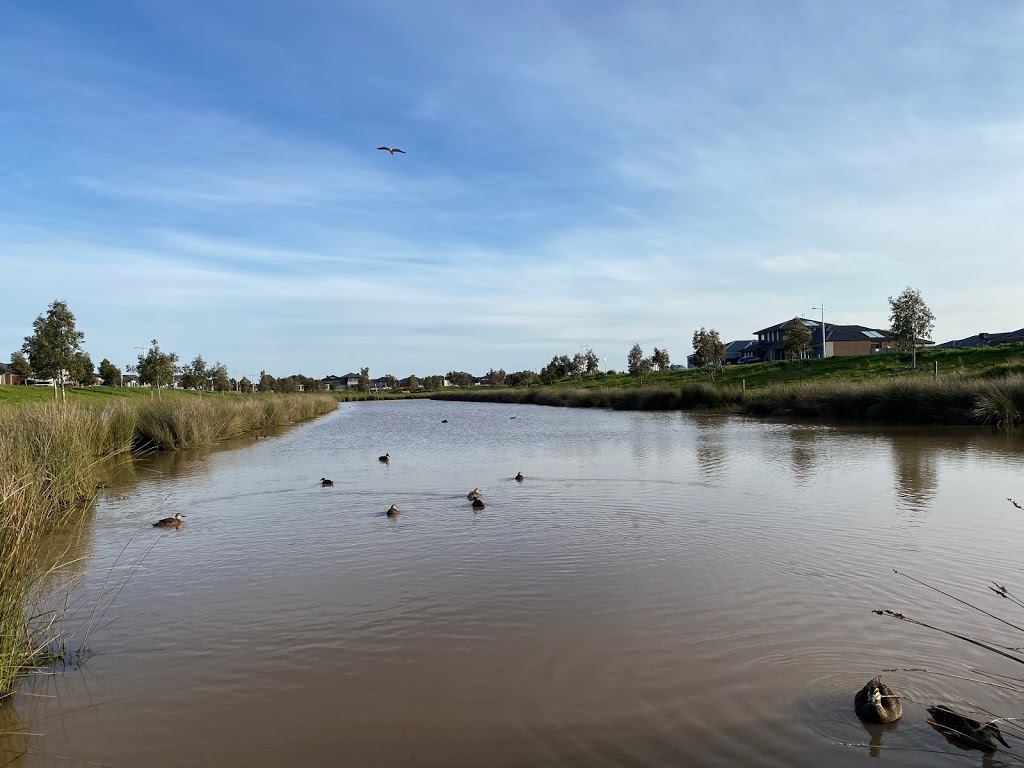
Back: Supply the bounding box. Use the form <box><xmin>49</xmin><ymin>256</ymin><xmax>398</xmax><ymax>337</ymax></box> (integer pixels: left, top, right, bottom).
<box><xmin>3</xmin><ymin>2</ymin><xmax>1024</xmax><ymax>374</ymax></box>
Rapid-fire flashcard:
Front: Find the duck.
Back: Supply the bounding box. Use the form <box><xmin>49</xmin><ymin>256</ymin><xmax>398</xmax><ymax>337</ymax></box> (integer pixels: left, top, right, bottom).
<box><xmin>467</xmin><ymin>488</ymin><xmax>481</xmax><ymax>500</ymax></box>
<box><xmin>515</xmin><ymin>471</ymin><xmax>524</xmax><ymax>482</ymax></box>
<box><xmin>321</xmin><ymin>477</ymin><xmax>334</xmax><ymax>487</ymax></box>
<box><xmin>153</xmin><ymin>512</ymin><xmax>185</xmax><ymax>528</ymax></box>
<box><xmin>927</xmin><ymin>705</ymin><xmax>1010</xmax><ymax>751</ymax></box>
<box><xmin>379</xmin><ymin>453</ymin><xmax>390</xmax><ymax>463</ymax></box>
<box><xmin>854</xmin><ymin>676</ymin><xmax>902</xmax><ymax>724</ymax></box>
<box><xmin>472</xmin><ymin>498</ymin><xmax>485</xmax><ymax>511</ymax></box>
<box><xmin>441</xmin><ymin>419</ymin><xmax>448</xmax><ymax>423</ymax></box>
<box><xmin>387</xmin><ymin>504</ymin><xmax>399</xmax><ymax>517</ymax></box>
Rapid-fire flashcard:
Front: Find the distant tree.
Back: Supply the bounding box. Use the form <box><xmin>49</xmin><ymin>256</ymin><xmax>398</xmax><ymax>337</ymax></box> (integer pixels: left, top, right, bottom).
<box><xmin>570</xmin><ymin>353</ymin><xmax>586</xmax><ymax>380</ymax></box>
<box><xmin>298</xmin><ymin>374</ymin><xmax>324</xmax><ymax>393</ymax></box>
<box><xmin>627</xmin><ymin>343</ymin><xmax>649</xmax><ymax>384</ymax></box>
<box><xmin>584</xmin><ymin>349</ymin><xmax>600</xmax><ymax>374</ymax></box>
<box><xmin>784</xmin><ymin>317</ymin><xmax>812</xmax><ymax>361</ymax></box>
<box><xmin>22</xmin><ymin>299</ymin><xmax>86</xmax><ymax>402</ymax></box>
<box><xmin>447</xmin><ymin>371</ymin><xmax>473</xmax><ymax>388</ymax></box>
<box><xmin>488</xmin><ymin>368</ymin><xmax>507</xmax><ymax>387</ymax></box>
<box><xmin>210</xmin><ymin>362</ymin><xmax>231</xmax><ymax>392</ymax></box>
<box><xmin>507</xmin><ymin>369</ymin><xmax>540</xmax><ymax>387</ymax></box>
<box><xmin>180</xmin><ymin>355</ymin><xmax>208</xmax><ymax>390</ymax></box>
<box><xmin>98</xmin><ymin>358</ymin><xmax>121</xmax><ymax>386</ymax></box>
<box><xmin>540</xmin><ymin>354</ymin><xmax>574</xmax><ymax>383</ymax></box>
<box><xmin>888</xmin><ymin>286</ymin><xmax>935</xmax><ymax>368</ymax></box>
<box><xmin>238</xmin><ymin>377</ymin><xmax>254</xmax><ymax>393</ymax></box>
<box><xmin>407</xmin><ymin>374</ymin><xmax>419</xmax><ymax>390</ymax></box>
<box><xmin>136</xmin><ymin>340</ymin><xmax>179</xmax><ymax>397</ymax></box>
<box><xmin>651</xmin><ymin>347</ymin><xmax>671</xmax><ymax>371</ymax></box>
<box><xmin>9</xmin><ymin>351</ymin><xmax>32</xmax><ymax>384</ymax></box>
<box><xmin>70</xmin><ymin>351</ymin><xmax>94</xmax><ymax>386</ymax></box>
<box><xmin>691</xmin><ymin>328</ymin><xmax>726</xmax><ymax>382</ymax></box>
<box><xmin>421</xmin><ymin>375</ymin><xmax>444</xmax><ymax>391</ymax></box>
<box><xmin>258</xmin><ymin>370</ymin><xmax>275</xmax><ymax>393</ymax></box>
<box><xmin>383</xmin><ymin>374</ymin><xmax>400</xmax><ymax>390</ymax></box>
<box><xmin>358</xmin><ymin>367</ymin><xmax>370</xmax><ymax>393</ymax></box>
<box><xmin>276</xmin><ymin>375</ymin><xmax>300</xmax><ymax>393</ymax></box>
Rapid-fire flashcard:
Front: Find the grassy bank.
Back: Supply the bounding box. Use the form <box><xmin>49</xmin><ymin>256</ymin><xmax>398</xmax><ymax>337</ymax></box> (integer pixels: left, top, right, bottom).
<box><xmin>0</xmin><ymin>393</ymin><xmax>336</xmax><ymax>696</ymax></box>
<box><xmin>432</xmin><ymin>375</ymin><xmax>1024</xmax><ymax>425</ymax></box>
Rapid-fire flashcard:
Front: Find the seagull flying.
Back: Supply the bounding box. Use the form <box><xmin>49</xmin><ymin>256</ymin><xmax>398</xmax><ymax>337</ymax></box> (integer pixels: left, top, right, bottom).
<box><xmin>377</xmin><ymin>146</ymin><xmax>406</xmax><ymax>155</ymax></box>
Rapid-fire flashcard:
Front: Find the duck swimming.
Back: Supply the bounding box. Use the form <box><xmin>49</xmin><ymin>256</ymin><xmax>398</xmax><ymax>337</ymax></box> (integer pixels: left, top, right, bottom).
<box><xmin>153</xmin><ymin>513</ymin><xmax>185</xmax><ymax>528</ymax></box>
<box><xmin>927</xmin><ymin>705</ymin><xmax>1010</xmax><ymax>751</ymax></box>
<box><xmin>387</xmin><ymin>504</ymin><xmax>399</xmax><ymax>517</ymax></box>
<box><xmin>441</xmin><ymin>419</ymin><xmax>448</xmax><ymax>423</ymax></box>
<box><xmin>321</xmin><ymin>477</ymin><xmax>334</xmax><ymax>487</ymax></box>
<box><xmin>472</xmin><ymin>498</ymin><xmax>485</xmax><ymax>511</ymax></box>
<box><xmin>467</xmin><ymin>488</ymin><xmax>481</xmax><ymax>500</ymax></box>
<box><xmin>854</xmin><ymin>676</ymin><xmax>902</xmax><ymax>724</ymax></box>
<box><xmin>379</xmin><ymin>453</ymin><xmax>390</xmax><ymax>463</ymax></box>
<box><xmin>515</xmin><ymin>472</ymin><xmax>524</xmax><ymax>482</ymax></box>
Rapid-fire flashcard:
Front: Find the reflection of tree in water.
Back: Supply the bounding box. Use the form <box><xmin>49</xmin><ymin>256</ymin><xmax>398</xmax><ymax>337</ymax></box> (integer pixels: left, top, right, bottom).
<box><xmin>787</xmin><ymin>428</ymin><xmax>820</xmax><ymax>484</ymax></box>
<box><xmin>694</xmin><ymin>414</ymin><xmax>729</xmax><ymax>481</ymax></box>
<box><xmin>891</xmin><ymin>437</ymin><xmax>939</xmax><ymax>513</ymax></box>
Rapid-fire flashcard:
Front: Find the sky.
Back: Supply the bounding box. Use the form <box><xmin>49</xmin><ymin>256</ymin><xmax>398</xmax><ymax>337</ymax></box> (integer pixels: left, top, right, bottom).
<box><xmin>2</xmin><ymin>1</ymin><xmax>1023</xmax><ymax>378</ymax></box>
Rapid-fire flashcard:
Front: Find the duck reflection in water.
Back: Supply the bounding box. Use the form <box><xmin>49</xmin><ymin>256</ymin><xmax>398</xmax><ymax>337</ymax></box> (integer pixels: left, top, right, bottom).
<box><xmin>860</xmin><ymin>719</ymin><xmax>899</xmax><ymax>758</ymax></box>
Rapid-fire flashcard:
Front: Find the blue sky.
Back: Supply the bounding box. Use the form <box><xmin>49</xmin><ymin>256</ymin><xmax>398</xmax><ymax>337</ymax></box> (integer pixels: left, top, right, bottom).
<box><xmin>2</xmin><ymin>2</ymin><xmax>1023</xmax><ymax>378</ymax></box>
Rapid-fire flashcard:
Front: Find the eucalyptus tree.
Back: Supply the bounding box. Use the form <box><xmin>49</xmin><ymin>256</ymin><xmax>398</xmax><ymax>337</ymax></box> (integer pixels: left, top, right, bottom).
<box><xmin>22</xmin><ymin>299</ymin><xmax>86</xmax><ymax>402</ymax></box>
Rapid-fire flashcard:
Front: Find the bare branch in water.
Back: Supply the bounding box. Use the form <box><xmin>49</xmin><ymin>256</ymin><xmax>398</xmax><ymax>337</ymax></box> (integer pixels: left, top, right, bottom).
<box><xmin>873</xmin><ymin>609</ymin><xmax>1024</xmax><ymax>666</ymax></box>
<box><xmin>1010</xmin><ymin>497</ymin><xmax>1022</xmax><ymax>510</ymax></box>
<box><xmin>893</xmin><ymin>569</ymin><xmax>1024</xmax><ymax>634</ymax></box>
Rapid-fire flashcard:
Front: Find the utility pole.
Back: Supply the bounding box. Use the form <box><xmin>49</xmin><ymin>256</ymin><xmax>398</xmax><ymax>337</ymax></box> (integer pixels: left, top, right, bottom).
<box><xmin>812</xmin><ymin>304</ymin><xmax>827</xmax><ymax>359</ymax></box>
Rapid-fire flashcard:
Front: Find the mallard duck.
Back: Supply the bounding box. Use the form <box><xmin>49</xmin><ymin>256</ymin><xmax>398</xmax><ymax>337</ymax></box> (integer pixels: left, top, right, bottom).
<box><xmin>927</xmin><ymin>705</ymin><xmax>1010</xmax><ymax>751</ymax></box>
<box><xmin>153</xmin><ymin>513</ymin><xmax>185</xmax><ymax>528</ymax></box>
<box><xmin>472</xmin><ymin>498</ymin><xmax>485</xmax><ymax>510</ymax></box>
<box><xmin>379</xmin><ymin>453</ymin><xmax>390</xmax><ymax>463</ymax></box>
<box><xmin>467</xmin><ymin>488</ymin><xmax>481</xmax><ymax>500</ymax></box>
<box><xmin>321</xmin><ymin>477</ymin><xmax>334</xmax><ymax>487</ymax></box>
<box><xmin>515</xmin><ymin>472</ymin><xmax>524</xmax><ymax>482</ymax></box>
<box><xmin>387</xmin><ymin>504</ymin><xmax>399</xmax><ymax>517</ymax></box>
<box><xmin>854</xmin><ymin>676</ymin><xmax>902</xmax><ymax>723</ymax></box>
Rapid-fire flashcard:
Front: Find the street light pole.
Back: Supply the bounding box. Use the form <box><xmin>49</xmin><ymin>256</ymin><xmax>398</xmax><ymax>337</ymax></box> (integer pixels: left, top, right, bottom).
<box><xmin>812</xmin><ymin>304</ymin><xmax>827</xmax><ymax>359</ymax></box>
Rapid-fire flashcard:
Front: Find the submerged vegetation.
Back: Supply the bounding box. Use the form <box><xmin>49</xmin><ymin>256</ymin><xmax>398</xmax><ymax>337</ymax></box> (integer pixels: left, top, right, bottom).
<box><xmin>0</xmin><ymin>393</ymin><xmax>336</xmax><ymax>696</ymax></box>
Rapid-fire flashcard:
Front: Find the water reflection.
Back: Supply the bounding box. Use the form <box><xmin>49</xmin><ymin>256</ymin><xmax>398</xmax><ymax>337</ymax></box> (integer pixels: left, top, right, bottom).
<box><xmin>861</xmin><ymin>719</ymin><xmax>900</xmax><ymax>759</ymax></box>
<box><xmin>695</xmin><ymin>414</ymin><xmax>730</xmax><ymax>483</ymax></box>
<box><xmin>891</xmin><ymin>441</ymin><xmax>938</xmax><ymax>515</ymax></box>
<box><xmin>787</xmin><ymin>427</ymin><xmax>821</xmax><ymax>484</ymax></box>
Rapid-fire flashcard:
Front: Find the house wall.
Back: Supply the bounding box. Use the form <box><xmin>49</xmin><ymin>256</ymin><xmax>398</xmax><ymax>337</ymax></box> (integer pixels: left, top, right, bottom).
<box><xmin>830</xmin><ymin>340</ymin><xmax>899</xmax><ymax>357</ymax></box>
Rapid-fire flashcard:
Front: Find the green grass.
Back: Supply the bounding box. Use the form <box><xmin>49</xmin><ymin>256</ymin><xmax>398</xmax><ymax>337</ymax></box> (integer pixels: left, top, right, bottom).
<box><xmin>542</xmin><ymin>343</ymin><xmax>1024</xmax><ymax>391</ymax></box>
<box><xmin>0</xmin><ymin>393</ymin><xmax>337</xmax><ymax>697</ymax></box>
<box><xmin>0</xmin><ymin>384</ymin><xmax>240</xmax><ymax>404</ymax></box>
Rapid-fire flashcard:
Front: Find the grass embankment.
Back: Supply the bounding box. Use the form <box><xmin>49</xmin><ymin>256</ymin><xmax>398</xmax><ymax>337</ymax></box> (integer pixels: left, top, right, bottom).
<box><xmin>0</xmin><ymin>393</ymin><xmax>336</xmax><ymax>697</ymax></box>
<box><xmin>433</xmin><ymin>353</ymin><xmax>1024</xmax><ymax>426</ymax></box>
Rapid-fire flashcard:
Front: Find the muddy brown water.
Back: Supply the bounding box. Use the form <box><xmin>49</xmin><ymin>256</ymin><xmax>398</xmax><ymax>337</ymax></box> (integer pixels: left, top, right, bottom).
<box><xmin>5</xmin><ymin>400</ymin><xmax>1024</xmax><ymax>767</ymax></box>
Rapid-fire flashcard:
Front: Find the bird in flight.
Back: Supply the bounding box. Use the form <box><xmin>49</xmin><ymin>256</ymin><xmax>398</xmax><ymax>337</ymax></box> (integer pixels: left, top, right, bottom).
<box><xmin>377</xmin><ymin>146</ymin><xmax>405</xmax><ymax>155</ymax></box>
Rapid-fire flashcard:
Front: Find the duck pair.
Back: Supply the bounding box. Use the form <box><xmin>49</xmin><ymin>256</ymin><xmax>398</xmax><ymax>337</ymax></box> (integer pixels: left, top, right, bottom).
<box><xmin>855</xmin><ymin>676</ymin><xmax>1010</xmax><ymax>752</ymax></box>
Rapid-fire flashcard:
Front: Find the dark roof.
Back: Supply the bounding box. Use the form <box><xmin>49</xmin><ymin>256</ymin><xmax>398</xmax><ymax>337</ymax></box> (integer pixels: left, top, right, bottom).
<box><xmin>935</xmin><ymin>329</ymin><xmax>1024</xmax><ymax>349</ymax></box>
<box><xmin>753</xmin><ymin>319</ymin><xmax>902</xmax><ymax>344</ymax></box>
<box><xmin>724</xmin><ymin>340</ymin><xmax>757</xmax><ymax>357</ymax></box>
<box><xmin>0</xmin><ymin>362</ymin><xmax>8</xmax><ymax>374</ymax></box>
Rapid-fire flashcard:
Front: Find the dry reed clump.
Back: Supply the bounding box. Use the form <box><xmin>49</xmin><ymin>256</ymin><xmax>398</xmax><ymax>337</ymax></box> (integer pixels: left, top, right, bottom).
<box><xmin>0</xmin><ymin>393</ymin><xmax>336</xmax><ymax>696</ymax></box>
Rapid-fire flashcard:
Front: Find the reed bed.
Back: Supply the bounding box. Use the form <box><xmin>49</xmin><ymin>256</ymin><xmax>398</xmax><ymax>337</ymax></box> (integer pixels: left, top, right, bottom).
<box><xmin>432</xmin><ymin>376</ymin><xmax>1024</xmax><ymax>425</ymax></box>
<box><xmin>0</xmin><ymin>393</ymin><xmax>336</xmax><ymax>696</ymax></box>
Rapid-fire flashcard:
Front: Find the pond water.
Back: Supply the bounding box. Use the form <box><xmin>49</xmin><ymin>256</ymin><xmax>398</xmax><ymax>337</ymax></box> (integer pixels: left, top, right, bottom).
<box><xmin>5</xmin><ymin>400</ymin><xmax>1024</xmax><ymax>767</ymax></box>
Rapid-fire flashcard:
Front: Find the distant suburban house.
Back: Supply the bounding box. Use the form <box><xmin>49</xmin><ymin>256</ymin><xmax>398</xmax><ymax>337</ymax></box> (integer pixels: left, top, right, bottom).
<box><xmin>743</xmin><ymin>318</ymin><xmax>917</xmax><ymax>362</ymax></box>
<box><xmin>687</xmin><ymin>340</ymin><xmax>757</xmax><ymax>368</ymax></box>
<box><xmin>935</xmin><ymin>328</ymin><xmax>1024</xmax><ymax>349</ymax></box>
<box><xmin>0</xmin><ymin>362</ymin><xmax>22</xmax><ymax>386</ymax></box>
<box><xmin>122</xmin><ymin>373</ymin><xmax>141</xmax><ymax>387</ymax></box>
<box><xmin>323</xmin><ymin>372</ymin><xmax>362</xmax><ymax>391</ymax></box>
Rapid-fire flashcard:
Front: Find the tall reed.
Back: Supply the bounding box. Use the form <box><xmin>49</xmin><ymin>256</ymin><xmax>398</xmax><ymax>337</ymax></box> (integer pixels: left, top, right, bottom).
<box><xmin>0</xmin><ymin>393</ymin><xmax>336</xmax><ymax>696</ymax></box>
